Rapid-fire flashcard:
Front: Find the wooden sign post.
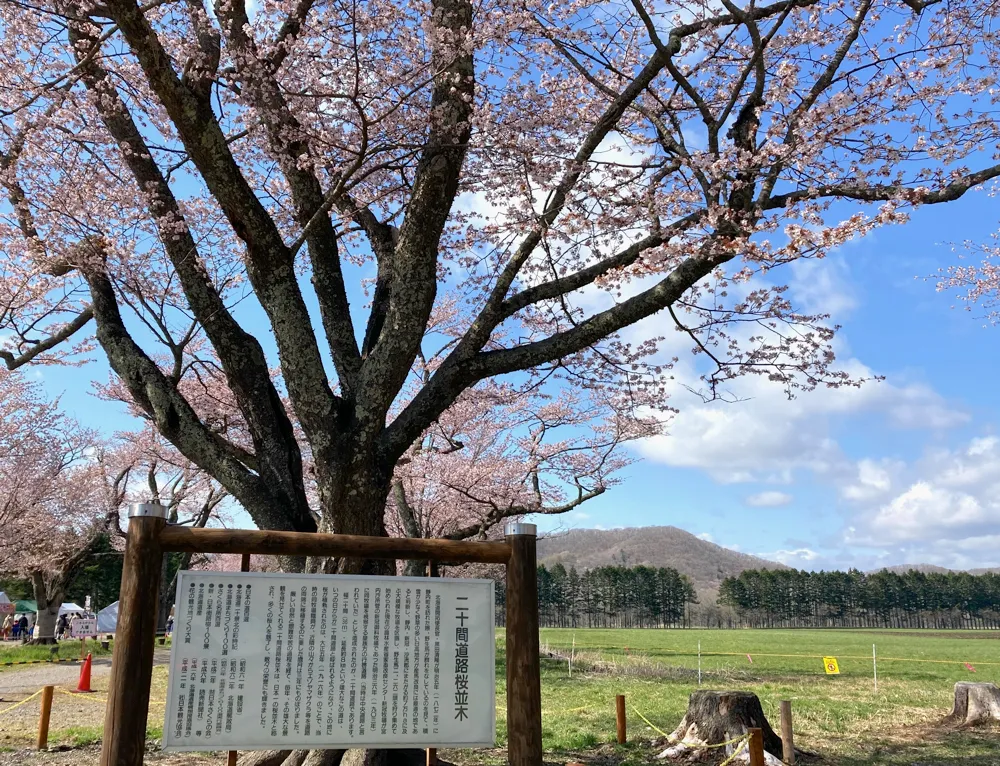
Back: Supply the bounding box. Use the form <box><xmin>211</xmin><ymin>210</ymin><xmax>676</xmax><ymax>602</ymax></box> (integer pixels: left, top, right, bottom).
<box><xmin>505</xmin><ymin>523</ymin><xmax>542</xmax><ymax>766</ymax></box>
<box><xmin>99</xmin><ymin>506</ymin><xmax>543</xmax><ymax>766</ymax></box>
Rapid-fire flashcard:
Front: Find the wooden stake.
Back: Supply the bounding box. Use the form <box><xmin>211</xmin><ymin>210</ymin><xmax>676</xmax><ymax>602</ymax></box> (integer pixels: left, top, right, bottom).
<box><xmin>615</xmin><ymin>695</ymin><xmax>626</xmax><ymax>744</ymax></box>
<box><xmin>748</xmin><ymin>727</ymin><xmax>766</xmax><ymax>766</ymax></box>
<box><xmin>505</xmin><ymin>522</ymin><xmax>542</xmax><ymax>766</ymax></box>
<box><xmin>780</xmin><ymin>700</ymin><xmax>795</xmax><ymax>765</ymax></box>
<box><xmin>37</xmin><ymin>685</ymin><xmax>54</xmax><ymax>750</ymax></box>
<box><xmin>100</xmin><ymin>503</ymin><xmax>168</xmax><ymax>766</ymax></box>
<box><xmin>226</xmin><ymin>553</ymin><xmax>251</xmax><ymax>766</ymax></box>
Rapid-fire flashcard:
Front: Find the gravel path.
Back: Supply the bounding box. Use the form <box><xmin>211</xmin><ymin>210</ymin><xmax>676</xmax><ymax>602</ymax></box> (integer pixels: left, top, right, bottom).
<box><xmin>0</xmin><ymin>649</ymin><xmax>170</xmax><ymax>696</ymax></box>
<box><xmin>0</xmin><ymin>656</ymin><xmax>112</xmax><ymax>696</ymax></box>
<box><xmin>0</xmin><ymin>649</ymin><xmax>173</xmax><ymax>745</ymax></box>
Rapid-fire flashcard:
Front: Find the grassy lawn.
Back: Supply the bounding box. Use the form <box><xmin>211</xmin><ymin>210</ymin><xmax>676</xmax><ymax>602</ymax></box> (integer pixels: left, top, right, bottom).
<box><xmin>2</xmin><ymin>628</ymin><xmax>997</xmax><ymax>764</ymax></box>
<box><xmin>0</xmin><ymin>638</ymin><xmax>113</xmax><ymax>668</ymax></box>
<box><xmin>525</xmin><ymin>628</ymin><xmax>1000</xmax><ymax>764</ymax></box>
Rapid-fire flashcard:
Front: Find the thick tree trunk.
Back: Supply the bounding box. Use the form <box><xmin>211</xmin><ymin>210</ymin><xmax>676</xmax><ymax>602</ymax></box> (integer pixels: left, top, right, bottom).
<box><xmin>946</xmin><ymin>682</ymin><xmax>1000</xmax><ymax>725</ymax></box>
<box><xmin>311</xmin><ymin>460</ymin><xmax>394</xmax><ymax>576</ymax></box>
<box><xmin>288</xmin><ymin>463</ymin><xmax>394</xmax><ymax>766</ymax></box>
<box><xmin>29</xmin><ymin>571</ymin><xmax>61</xmax><ymax>645</ymax></box>
<box><xmin>657</xmin><ymin>691</ymin><xmax>785</xmax><ymax>764</ymax></box>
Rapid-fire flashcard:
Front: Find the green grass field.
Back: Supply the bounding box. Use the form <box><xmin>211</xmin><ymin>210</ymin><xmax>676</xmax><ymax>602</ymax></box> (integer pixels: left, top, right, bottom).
<box><xmin>2</xmin><ymin>629</ymin><xmax>998</xmax><ymax>763</ymax></box>
<box><xmin>506</xmin><ymin>628</ymin><xmax>1000</xmax><ymax>765</ymax></box>
<box><xmin>0</xmin><ymin>638</ymin><xmax>113</xmax><ymax>668</ymax></box>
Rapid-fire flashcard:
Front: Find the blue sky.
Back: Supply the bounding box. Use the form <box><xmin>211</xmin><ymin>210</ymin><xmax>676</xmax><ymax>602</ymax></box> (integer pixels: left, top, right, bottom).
<box><xmin>531</xmin><ymin>192</ymin><xmax>1000</xmax><ymax>572</ymax></box>
<box><xmin>32</xmin><ymin>185</ymin><xmax>1000</xmax><ymax>573</ymax></box>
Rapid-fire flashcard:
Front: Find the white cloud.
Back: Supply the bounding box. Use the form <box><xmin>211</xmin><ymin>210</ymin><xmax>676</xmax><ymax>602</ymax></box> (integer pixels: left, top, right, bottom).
<box><xmin>864</xmin><ymin>483</ymin><xmax>994</xmax><ymax>542</ymax></box>
<box><xmin>761</xmin><ymin>548</ymin><xmax>819</xmax><ymax>565</ymax></box>
<box><xmin>840</xmin><ymin>458</ymin><xmax>901</xmax><ymax>503</ymax></box>
<box><xmin>696</xmin><ymin>532</ymin><xmax>714</xmax><ymax>542</ymax></box>
<box><xmin>840</xmin><ymin>435</ymin><xmax>1000</xmax><ymax>568</ymax></box>
<box><xmin>635</xmin><ymin>362</ymin><xmax>964</xmax><ymax>483</ymax></box>
<box><xmin>789</xmin><ymin>257</ymin><xmax>858</xmax><ymax>317</ymax></box>
<box><xmin>745</xmin><ymin>491</ymin><xmax>793</xmax><ymax>507</ymax></box>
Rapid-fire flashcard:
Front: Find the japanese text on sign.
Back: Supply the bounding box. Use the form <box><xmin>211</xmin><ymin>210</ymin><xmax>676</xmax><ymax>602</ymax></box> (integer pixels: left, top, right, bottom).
<box><xmin>162</xmin><ymin>572</ymin><xmax>494</xmax><ymax>751</ymax></box>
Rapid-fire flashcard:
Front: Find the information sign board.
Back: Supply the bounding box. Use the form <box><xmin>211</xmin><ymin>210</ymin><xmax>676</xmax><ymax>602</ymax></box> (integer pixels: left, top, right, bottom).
<box><xmin>162</xmin><ymin>572</ymin><xmax>495</xmax><ymax>751</ymax></box>
<box><xmin>71</xmin><ymin>617</ymin><xmax>98</xmax><ymax>637</ymax></box>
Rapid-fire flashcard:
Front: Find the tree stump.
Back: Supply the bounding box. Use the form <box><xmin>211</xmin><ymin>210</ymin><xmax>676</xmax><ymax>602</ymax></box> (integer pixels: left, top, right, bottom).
<box><xmin>946</xmin><ymin>682</ymin><xmax>1000</xmax><ymax>725</ymax></box>
<box><xmin>657</xmin><ymin>691</ymin><xmax>785</xmax><ymax>764</ymax></box>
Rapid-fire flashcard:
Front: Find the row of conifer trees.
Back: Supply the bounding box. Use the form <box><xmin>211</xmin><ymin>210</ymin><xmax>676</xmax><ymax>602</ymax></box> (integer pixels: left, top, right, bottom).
<box><xmin>717</xmin><ymin>568</ymin><xmax>1000</xmax><ymax>629</ymax></box>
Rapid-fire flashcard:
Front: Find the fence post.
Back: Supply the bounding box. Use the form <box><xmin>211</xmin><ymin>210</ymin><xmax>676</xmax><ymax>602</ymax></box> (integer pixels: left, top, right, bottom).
<box><xmin>37</xmin><ymin>685</ymin><xmax>54</xmax><ymax>750</ymax></box>
<box><xmin>697</xmin><ymin>641</ymin><xmax>701</xmax><ymax>686</ymax></box>
<box><xmin>506</xmin><ymin>522</ymin><xmax>542</xmax><ymax>766</ymax></box>
<box><xmin>780</xmin><ymin>700</ymin><xmax>795</xmax><ymax>765</ymax></box>
<box><xmin>100</xmin><ymin>502</ymin><xmax>167</xmax><ymax>766</ymax></box>
<box><xmin>873</xmin><ymin>643</ymin><xmax>878</xmax><ymax>693</ymax></box>
<box><xmin>615</xmin><ymin>694</ymin><xmax>626</xmax><ymax>744</ymax></box>
<box><xmin>748</xmin><ymin>727</ymin><xmax>765</xmax><ymax>766</ymax></box>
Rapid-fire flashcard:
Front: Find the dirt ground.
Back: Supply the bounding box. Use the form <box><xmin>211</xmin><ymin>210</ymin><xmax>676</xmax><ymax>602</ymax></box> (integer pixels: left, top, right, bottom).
<box><xmin>0</xmin><ymin>649</ymin><xmax>171</xmax><ymax>741</ymax></box>
<box><xmin>5</xmin><ymin>745</ymin><xmax>225</xmax><ymax>764</ymax></box>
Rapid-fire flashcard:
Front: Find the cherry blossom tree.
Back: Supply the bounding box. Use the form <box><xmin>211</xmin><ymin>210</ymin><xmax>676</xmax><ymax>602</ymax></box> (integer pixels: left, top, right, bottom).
<box><xmin>941</xmin><ymin>237</ymin><xmax>1000</xmax><ymax>323</ymax></box>
<box><xmin>101</xmin><ymin>426</ymin><xmax>231</xmax><ymax>629</ymax></box>
<box><xmin>2</xmin><ymin>0</ymin><xmax>1000</xmax><ymax>593</ymax></box>
<box><xmin>388</xmin><ymin>380</ymin><xmax>660</xmax><ymax>574</ymax></box>
<box><xmin>0</xmin><ymin>371</ymin><xmax>112</xmax><ymax>643</ymax></box>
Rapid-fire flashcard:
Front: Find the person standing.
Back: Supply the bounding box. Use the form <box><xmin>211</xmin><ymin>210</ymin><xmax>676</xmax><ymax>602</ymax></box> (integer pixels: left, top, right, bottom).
<box><xmin>16</xmin><ymin>614</ymin><xmax>28</xmax><ymax>641</ymax></box>
<box><xmin>1</xmin><ymin>613</ymin><xmax>12</xmax><ymax>640</ymax></box>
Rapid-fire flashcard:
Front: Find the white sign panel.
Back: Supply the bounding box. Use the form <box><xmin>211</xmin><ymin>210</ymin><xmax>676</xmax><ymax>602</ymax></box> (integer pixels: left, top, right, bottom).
<box><xmin>71</xmin><ymin>618</ymin><xmax>98</xmax><ymax>637</ymax></box>
<box><xmin>163</xmin><ymin>572</ymin><xmax>495</xmax><ymax>752</ymax></box>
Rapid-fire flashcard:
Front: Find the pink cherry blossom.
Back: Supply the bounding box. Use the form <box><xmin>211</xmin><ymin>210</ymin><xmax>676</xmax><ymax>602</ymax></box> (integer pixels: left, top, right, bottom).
<box><xmin>0</xmin><ymin>0</ymin><xmax>998</xmax><ymax>582</ymax></box>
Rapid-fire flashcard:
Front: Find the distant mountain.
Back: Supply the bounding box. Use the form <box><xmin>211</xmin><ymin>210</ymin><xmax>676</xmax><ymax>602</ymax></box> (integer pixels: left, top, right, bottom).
<box><xmin>871</xmin><ymin>563</ymin><xmax>1000</xmax><ymax>575</ymax></box>
<box><xmin>870</xmin><ymin>564</ymin><xmax>955</xmax><ymax>574</ymax></box>
<box><xmin>536</xmin><ymin>526</ymin><xmax>787</xmax><ymax>597</ymax></box>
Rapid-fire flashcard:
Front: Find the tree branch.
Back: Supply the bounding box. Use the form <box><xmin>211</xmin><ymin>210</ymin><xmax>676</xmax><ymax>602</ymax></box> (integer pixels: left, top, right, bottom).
<box><xmin>0</xmin><ymin>307</ymin><xmax>93</xmax><ymax>370</ymax></box>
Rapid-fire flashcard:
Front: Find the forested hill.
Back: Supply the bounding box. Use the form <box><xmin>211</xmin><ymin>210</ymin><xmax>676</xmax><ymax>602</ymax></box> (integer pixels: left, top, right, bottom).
<box><xmin>536</xmin><ymin>526</ymin><xmax>786</xmax><ymax>596</ymax></box>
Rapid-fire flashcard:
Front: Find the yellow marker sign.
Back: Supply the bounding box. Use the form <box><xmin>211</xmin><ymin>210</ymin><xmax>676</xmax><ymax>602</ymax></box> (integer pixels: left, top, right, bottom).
<box><xmin>823</xmin><ymin>656</ymin><xmax>840</xmax><ymax>675</ymax></box>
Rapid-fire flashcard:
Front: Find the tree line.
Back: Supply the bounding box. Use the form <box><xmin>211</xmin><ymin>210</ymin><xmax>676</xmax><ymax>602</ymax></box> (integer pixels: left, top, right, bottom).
<box><xmin>495</xmin><ymin>563</ymin><xmax>697</xmax><ymax>628</ymax></box>
<box><xmin>718</xmin><ymin>568</ymin><xmax>1000</xmax><ymax>629</ymax></box>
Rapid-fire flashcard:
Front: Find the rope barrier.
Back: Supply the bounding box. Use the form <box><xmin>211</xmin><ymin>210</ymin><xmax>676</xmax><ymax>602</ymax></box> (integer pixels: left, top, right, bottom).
<box><xmin>629</xmin><ymin>703</ymin><xmax>749</xmax><ymax>752</ymax></box>
<box><xmin>0</xmin><ymin>658</ymin><xmax>81</xmax><ymax>666</ymax></box>
<box><xmin>0</xmin><ymin>688</ymin><xmax>43</xmax><ymax>717</ymax></box>
<box><xmin>629</xmin><ymin>705</ymin><xmax>669</xmax><ymax>738</ymax></box>
<box><xmin>717</xmin><ymin>736</ymin><xmax>750</xmax><ymax>766</ymax></box>
<box><xmin>56</xmin><ymin>687</ymin><xmax>108</xmax><ymax>704</ymax></box>
<box><xmin>548</xmin><ymin>644</ymin><xmax>1000</xmax><ymax>667</ymax></box>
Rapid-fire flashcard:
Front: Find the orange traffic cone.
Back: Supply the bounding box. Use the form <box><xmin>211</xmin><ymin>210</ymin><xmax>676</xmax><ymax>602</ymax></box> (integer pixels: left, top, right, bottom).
<box><xmin>76</xmin><ymin>652</ymin><xmax>93</xmax><ymax>693</ymax></box>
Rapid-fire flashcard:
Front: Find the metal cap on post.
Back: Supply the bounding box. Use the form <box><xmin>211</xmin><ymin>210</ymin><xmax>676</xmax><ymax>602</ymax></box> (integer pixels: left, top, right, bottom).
<box><xmin>504</xmin><ymin>522</ymin><xmax>536</xmax><ymax>537</ymax></box>
<box><xmin>128</xmin><ymin>502</ymin><xmax>168</xmax><ymax>519</ymax></box>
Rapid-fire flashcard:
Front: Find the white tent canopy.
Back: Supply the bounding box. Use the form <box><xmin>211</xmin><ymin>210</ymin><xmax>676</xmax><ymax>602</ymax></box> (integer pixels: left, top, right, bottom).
<box><xmin>97</xmin><ymin>601</ymin><xmax>118</xmax><ymax>633</ymax></box>
<box><xmin>58</xmin><ymin>602</ymin><xmax>86</xmax><ymax>616</ymax></box>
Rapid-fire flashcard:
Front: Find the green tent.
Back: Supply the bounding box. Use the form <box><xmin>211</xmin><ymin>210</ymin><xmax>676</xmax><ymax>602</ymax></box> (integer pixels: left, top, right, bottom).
<box><xmin>13</xmin><ymin>600</ymin><xmax>37</xmax><ymax>613</ymax></box>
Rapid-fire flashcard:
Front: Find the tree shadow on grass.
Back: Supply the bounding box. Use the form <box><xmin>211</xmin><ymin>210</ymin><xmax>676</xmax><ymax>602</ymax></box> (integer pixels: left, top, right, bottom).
<box><xmin>816</xmin><ymin>721</ymin><xmax>1000</xmax><ymax>766</ymax></box>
